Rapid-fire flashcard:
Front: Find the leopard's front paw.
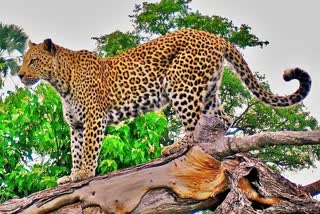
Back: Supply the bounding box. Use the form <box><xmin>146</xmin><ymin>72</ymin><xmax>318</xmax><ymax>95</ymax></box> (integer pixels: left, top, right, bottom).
<box><xmin>162</xmin><ymin>134</ymin><xmax>193</xmax><ymax>156</ymax></box>
<box><xmin>57</xmin><ymin>175</ymin><xmax>72</xmax><ymax>184</ymax></box>
<box><xmin>161</xmin><ymin>144</ymin><xmax>177</xmax><ymax>156</ymax></box>
<box><xmin>70</xmin><ymin>169</ymin><xmax>94</xmax><ymax>182</ymax></box>
<box><xmin>57</xmin><ymin>169</ymin><xmax>95</xmax><ymax>185</ymax></box>
<box><xmin>161</xmin><ymin>142</ymin><xmax>188</xmax><ymax>156</ymax></box>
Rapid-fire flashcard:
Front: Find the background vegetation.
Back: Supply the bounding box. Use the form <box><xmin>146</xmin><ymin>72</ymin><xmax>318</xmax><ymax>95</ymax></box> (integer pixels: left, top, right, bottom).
<box><xmin>0</xmin><ymin>0</ymin><xmax>318</xmax><ymax>203</ymax></box>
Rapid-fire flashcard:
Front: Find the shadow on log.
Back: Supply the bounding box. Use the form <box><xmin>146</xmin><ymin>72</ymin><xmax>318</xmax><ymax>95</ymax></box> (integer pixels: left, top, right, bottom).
<box><xmin>1</xmin><ymin>115</ymin><xmax>320</xmax><ymax>214</ymax></box>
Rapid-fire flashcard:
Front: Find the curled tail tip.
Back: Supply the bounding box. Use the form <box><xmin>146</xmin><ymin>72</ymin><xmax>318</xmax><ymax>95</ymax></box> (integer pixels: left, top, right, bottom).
<box><xmin>283</xmin><ymin>67</ymin><xmax>310</xmax><ymax>82</ymax></box>
<box><xmin>282</xmin><ymin>67</ymin><xmax>311</xmax><ymax>103</ymax></box>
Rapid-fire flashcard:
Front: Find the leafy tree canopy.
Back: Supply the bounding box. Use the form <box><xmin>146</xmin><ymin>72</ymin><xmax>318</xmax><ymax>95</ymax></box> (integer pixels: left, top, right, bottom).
<box><xmin>92</xmin><ymin>31</ymin><xmax>140</xmax><ymax>58</ymax></box>
<box><xmin>129</xmin><ymin>0</ymin><xmax>269</xmax><ymax>47</ymax></box>
<box><xmin>0</xmin><ymin>23</ymin><xmax>28</xmax><ymax>87</ymax></box>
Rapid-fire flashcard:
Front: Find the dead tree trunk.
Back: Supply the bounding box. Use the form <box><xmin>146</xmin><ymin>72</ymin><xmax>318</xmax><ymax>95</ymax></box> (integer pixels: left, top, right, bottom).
<box><xmin>1</xmin><ymin>115</ymin><xmax>320</xmax><ymax>214</ymax></box>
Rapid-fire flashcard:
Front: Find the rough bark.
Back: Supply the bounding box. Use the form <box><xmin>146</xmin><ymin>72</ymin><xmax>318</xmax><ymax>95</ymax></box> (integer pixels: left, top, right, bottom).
<box><xmin>1</xmin><ymin>115</ymin><xmax>320</xmax><ymax>214</ymax></box>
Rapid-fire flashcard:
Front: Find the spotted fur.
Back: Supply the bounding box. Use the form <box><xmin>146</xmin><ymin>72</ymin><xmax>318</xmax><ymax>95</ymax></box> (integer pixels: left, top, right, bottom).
<box><xmin>18</xmin><ymin>29</ymin><xmax>311</xmax><ymax>183</ymax></box>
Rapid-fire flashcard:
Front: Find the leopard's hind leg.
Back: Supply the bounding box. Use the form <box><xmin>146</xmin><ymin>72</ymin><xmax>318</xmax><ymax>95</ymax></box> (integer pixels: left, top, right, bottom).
<box><xmin>201</xmin><ymin>69</ymin><xmax>233</xmax><ymax>131</ymax></box>
<box><xmin>161</xmin><ymin>48</ymin><xmax>231</xmax><ymax>156</ymax></box>
<box><xmin>161</xmin><ymin>50</ymin><xmax>216</xmax><ymax>155</ymax></box>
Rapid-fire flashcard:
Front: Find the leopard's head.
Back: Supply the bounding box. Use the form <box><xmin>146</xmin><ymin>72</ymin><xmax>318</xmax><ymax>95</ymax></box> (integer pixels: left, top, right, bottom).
<box><xmin>18</xmin><ymin>39</ymin><xmax>57</xmax><ymax>86</ymax></box>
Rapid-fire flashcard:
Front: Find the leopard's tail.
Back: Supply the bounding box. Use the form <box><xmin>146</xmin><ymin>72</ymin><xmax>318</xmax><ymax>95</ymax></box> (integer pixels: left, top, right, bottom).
<box><xmin>223</xmin><ymin>41</ymin><xmax>311</xmax><ymax>107</ymax></box>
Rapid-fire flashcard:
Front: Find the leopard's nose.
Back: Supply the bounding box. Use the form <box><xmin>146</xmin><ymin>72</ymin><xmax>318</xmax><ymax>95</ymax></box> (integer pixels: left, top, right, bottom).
<box><xmin>18</xmin><ymin>74</ymin><xmax>24</xmax><ymax>79</ymax></box>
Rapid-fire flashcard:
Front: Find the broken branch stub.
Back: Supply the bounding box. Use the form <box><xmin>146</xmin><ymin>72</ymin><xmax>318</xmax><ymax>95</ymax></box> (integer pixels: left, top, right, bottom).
<box><xmin>218</xmin><ymin>154</ymin><xmax>320</xmax><ymax>213</ymax></box>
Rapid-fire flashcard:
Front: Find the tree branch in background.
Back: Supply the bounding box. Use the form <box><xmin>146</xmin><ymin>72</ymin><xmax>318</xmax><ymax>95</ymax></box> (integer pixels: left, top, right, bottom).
<box><xmin>302</xmin><ymin>179</ymin><xmax>320</xmax><ymax>197</ymax></box>
<box><xmin>232</xmin><ymin>100</ymin><xmax>259</xmax><ymax>128</ymax></box>
<box><xmin>194</xmin><ymin>114</ymin><xmax>320</xmax><ymax>158</ymax></box>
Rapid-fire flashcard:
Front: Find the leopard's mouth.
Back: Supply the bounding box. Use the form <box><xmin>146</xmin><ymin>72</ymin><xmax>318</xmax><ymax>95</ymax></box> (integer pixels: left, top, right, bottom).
<box><xmin>22</xmin><ymin>77</ymin><xmax>40</xmax><ymax>86</ymax></box>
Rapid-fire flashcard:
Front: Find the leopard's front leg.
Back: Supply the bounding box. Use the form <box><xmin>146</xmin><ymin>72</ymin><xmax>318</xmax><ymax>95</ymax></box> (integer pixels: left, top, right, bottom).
<box><xmin>58</xmin><ymin>111</ymin><xmax>105</xmax><ymax>184</ymax></box>
<box><xmin>57</xmin><ymin>125</ymin><xmax>84</xmax><ymax>184</ymax></box>
<box><xmin>58</xmin><ymin>101</ymin><xmax>85</xmax><ymax>184</ymax></box>
<box><xmin>70</xmin><ymin>124</ymin><xmax>84</xmax><ymax>173</ymax></box>
<box><xmin>71</xmin><ymin>114</ymin><xmax>106</xmax><ymax>182</ymax></box>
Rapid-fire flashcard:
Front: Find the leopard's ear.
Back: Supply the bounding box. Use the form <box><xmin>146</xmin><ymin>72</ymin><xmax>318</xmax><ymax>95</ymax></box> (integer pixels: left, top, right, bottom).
<box><xmin>43</xmin><ymin>38</ymin><xmax>57</xmax><ymax>55</ymax></box>
<box><xmin>28</xmin><ymin>40</ymin><xmax>36</xmax><ymax>48</ymax></box>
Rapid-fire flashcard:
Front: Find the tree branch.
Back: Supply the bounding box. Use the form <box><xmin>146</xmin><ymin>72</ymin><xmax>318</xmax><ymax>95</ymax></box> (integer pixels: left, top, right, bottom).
<box><xmin>232</xmin><ymin>100</ymin><xmax>259</xmax><ymax>128</ymax></box>
<box><xmin>194</xmin><ymin>114</ymin><xmax>320</xmax><ymax>158</ymax></box>
<box><xmin>229</xmin><ymin>130</ymin><xmax>320</xmax><ymax>152</ymax></box>
<box><xmin>302</xmin><ymin>179</ymin><xmax>320</xmax><ymax>196</ymax></box>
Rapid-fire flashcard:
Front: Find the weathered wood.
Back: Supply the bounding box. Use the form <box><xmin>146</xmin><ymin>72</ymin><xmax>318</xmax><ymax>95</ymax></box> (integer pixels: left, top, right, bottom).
<box><xmin>1</xmin><ymin>147</ymin><xmax>319</xmax><ymax>213</ymax></box>
<box><xmin>0</xmin><ymin>146</ymin><xmax>229</xmax><ymax>213</ymax></box>
<box><xmin>216</xmin><ymin>154</ymin><xmax>320</xmax><ymax>214</ymax></box>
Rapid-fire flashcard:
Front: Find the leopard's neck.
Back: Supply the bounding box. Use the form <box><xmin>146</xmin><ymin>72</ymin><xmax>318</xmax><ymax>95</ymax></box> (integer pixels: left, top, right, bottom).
<box><xmin>47</xmin><ymin>47</ymin><xmax>76</xmax><ymax>98</ymax></box>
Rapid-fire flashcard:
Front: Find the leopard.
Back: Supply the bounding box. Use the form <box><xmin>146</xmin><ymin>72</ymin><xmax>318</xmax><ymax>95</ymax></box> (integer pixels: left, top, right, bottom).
<box><xmin>18</xmin><ymin>29</ymin><xmax>311</xmax><ymax>184</ymax></box>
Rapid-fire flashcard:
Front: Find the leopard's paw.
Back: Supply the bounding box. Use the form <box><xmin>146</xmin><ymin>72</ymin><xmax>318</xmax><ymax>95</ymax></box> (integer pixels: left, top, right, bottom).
<box><xmin>57</xmin><ymin>175</ymin><xmax>72</xmax><ymax>185</ymax></box>
<box><xmin>161</xmin><ymin>142</ymin><xmax>187</xmax><ymax>156</ymax></box>
<box><xmin>57</xmin><ymin>169</ymin><xmax>94</xmax><ymax>185</ymax></box>
<box><xmin>162</xmin><ymin>134</ymin><xmax>194</xmax><ymax>156</ymax></box>
<box><xmin>70</xmin><ymin>169</ymin><xmax>95</xmax><ymax>182</ymax></box>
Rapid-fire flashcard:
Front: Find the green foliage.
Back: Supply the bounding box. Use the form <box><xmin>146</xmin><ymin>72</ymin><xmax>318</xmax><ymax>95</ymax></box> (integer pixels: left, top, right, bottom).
<box><xmin>129</xmin><ymin>0</ymin><xmax>268</xmax><ymax>47</ymax></box>
<box><xmin>229</xmin><ymin>24</ymin><xmax>269</xmax><ymax>48</ymax></box>
<box><xmin>130</xmin><ymin>0</ymin><xmax>191</xmax><ymax>35</ymax></box>
<box><xmin>0</xmin><ymin>23</ymin><xmax>28</xmax><ymax>78</ymax></box>
<box><xmin>258</xmin><ymin>144</ymin><xmax>320</xmax><ymax>171</ymax></box>
<box><xmin>235</xmin><ymin>103</ymin><xmax>317</xmax><ymax>134</ymax></box>
<box><xmin>176</xmin><ymin>12</ymin><xmax>233</xmax><ymax>36</ymax></box>
<box><xmin>220</xmin><ymin>68</ymin><xmax>252</xmax><ymax>116</ymax></box>
<box><xmin>98</xmin><ymin>112</ymin><xmax>167</xmax><ymax>173</ymax></box>
<box><xmin>161</xmin><ymin>104</ymin><xmax>183</xmax><ymax>146</ymax></box>
<box><xmin>176</xmin><ymin>12</ymin><xmax>269</xmax><ymax>48</ymax></box>
<box><xmin>0</xmin><ymin>62</ymin><xmax>5</xmax><ymax>87</ymax></box>
<box><xmin>92</xmin><ymin>31</ymin><xmax>140</xmax><ymax>57</ymax></box>
<box><xmin>0</xmin><ymin>23</ymin><xmax>27</xmax><ymax>54</ymax></box>
<box><xmin>96</xmin><ymin>0</ymin><xmax>268</xmax><ymax>51</ymax></box>
<box><xmin>0</xmin><ymin>84</ymin><xmax>70</xmax><ymax>201</ymax></box>
<box><xmin>246</xmin><ymin>103</ymin><xmax>319</xmax><ymax>170</ymax></box>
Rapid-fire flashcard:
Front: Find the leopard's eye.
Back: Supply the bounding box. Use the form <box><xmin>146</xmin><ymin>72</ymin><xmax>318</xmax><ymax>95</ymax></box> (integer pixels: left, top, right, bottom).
<box><xmin>29</xmin><ymin>59</ymin><xmax>36</xmax><ymax>65</ymax></box>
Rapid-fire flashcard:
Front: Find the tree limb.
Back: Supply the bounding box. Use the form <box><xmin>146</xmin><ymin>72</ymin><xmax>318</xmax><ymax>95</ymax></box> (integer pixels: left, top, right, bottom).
<box><xmin>302</xmin><ymin>179</ymin><xmax>320</xmax><ymax>197</ymax></box>
<box><xmin>194</xmin><ymin>114</ymin><xmax>320</xmax><ymax>158</ymax></box>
